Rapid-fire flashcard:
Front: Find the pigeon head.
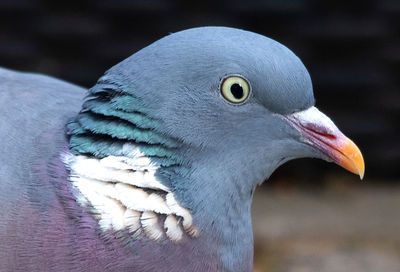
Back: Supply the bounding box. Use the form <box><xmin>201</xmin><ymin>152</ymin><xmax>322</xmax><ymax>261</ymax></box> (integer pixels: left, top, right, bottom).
<box><xmin>67</xmin><ymin>27</ymin><xmax>364</xmax><ymax>271</ymax></box>
<box><xmin>104</xmin><ymin>27</ymin><xmax>314</xmax><ymax>147</ymax></box>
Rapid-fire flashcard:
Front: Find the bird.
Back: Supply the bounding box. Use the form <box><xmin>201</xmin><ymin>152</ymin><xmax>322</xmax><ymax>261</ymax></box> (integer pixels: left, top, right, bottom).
<box><xmin>0</xmin><ymin>26</ymin><xmax>364</xmax><ymax>272</ymax></box>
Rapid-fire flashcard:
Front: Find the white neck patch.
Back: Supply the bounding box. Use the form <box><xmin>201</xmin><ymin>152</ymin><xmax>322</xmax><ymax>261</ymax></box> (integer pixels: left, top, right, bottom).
<box><xmin>63</xmin><ymin>152</ymin><xmax>198</xmax><ymax>242</ymax></box>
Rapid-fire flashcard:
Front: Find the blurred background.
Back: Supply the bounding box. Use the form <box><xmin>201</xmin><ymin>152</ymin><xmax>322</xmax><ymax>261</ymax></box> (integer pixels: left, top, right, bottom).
<box><xmin>0</xmin><ymin>0</ymin><xmax>399</xmax><ymax>271</ymax></box>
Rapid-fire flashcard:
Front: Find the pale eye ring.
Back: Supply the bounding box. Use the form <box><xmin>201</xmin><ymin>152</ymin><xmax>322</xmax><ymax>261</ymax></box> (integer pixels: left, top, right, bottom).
<box><xmin>220</xmin><ymin>75</ymin><xmax>251</xmax><ymax>104</ymax></box>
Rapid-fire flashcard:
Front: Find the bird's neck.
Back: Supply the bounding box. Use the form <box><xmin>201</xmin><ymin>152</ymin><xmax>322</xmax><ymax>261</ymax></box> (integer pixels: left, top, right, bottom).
<box><xmin>66</xmin><ymin>81</ymin><xmax>256</xmax><ymax>271</ymax></box>
<box><xmin>65</xmin><ymin>83</ymin><xmax>201</xmax><ymax>242</ymax></box>
<box><xmin>164</xmin><ymin>151</ymin><xmax>257</xmax><ymax>272</ymax></box>
<box><xmin>64</xmin><ymin>150</ymin><xmax>256</xmax><ymax>271</ymax></box>
<box><xmin>199</xmin><ymin>190</ymin><xmax>254</xmax><ymax>272</ymax></box>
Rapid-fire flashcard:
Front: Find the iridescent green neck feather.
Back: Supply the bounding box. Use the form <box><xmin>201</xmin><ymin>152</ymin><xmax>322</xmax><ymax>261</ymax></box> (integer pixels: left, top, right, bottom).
<box><xmin>67</xmin><ymin>77</ymin><xmax>182</xmax><ymax>168</ymax></box>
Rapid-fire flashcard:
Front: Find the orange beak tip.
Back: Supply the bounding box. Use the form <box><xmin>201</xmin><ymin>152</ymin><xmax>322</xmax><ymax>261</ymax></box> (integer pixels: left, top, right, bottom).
<box><xmin>337</xmin><ymin>137</ymin><xmax>365</xmax><ymax>180</ymax></box>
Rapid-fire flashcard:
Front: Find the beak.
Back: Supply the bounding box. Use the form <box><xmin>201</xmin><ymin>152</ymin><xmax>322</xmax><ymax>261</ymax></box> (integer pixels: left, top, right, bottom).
<box><xmin>285</xmin><ymin>106</ymin><xmax>365</xmax><ymax>179</ymax></box>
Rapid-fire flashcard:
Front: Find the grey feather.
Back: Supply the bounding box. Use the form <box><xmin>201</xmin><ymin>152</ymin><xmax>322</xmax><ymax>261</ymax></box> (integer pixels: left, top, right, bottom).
<box><xmin>0</xmin><ymin>27</ymin><xmax>327</xmax><ymax>272</ymax></box>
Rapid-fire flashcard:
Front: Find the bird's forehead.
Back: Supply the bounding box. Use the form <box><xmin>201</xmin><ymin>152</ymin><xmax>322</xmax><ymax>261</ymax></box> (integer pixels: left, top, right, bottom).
<box><xmin>152</xmin><ymin>27</ymin><xmax>315</xmax><ymax>114</ymax></box>
<box><xmin>110</xmin><ymin>27</ymin><xmax>314</xmax><ymax>115</ymax></box>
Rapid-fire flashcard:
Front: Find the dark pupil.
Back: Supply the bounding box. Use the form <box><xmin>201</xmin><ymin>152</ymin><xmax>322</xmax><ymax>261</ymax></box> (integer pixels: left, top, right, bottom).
<box><xmin>230</xmin><ymin>83</ymin><xmax>244</xmax><ymax>99</ymax></box>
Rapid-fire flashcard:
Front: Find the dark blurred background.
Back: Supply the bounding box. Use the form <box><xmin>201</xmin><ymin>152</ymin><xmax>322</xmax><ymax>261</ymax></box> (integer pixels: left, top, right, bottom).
<box><xmin>0</xmin><ymin>0</ymin><xmax>398</xmax><ymax>183</ymax></box>
<box><xmin>1</xmin><ymin>1</ymin><xmax>399</xmax><ymax>270</ymax></box>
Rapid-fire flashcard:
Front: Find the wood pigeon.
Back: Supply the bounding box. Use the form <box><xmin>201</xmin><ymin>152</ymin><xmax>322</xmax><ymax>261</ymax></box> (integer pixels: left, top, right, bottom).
<box><xmin>0</xmin><ymin>27</ymin><xmax>364</xmax><ymax>271</ymax></box>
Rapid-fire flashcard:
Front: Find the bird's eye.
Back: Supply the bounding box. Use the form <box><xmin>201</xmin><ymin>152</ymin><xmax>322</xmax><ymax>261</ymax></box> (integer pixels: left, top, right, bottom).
<box><xmin>220</xmin><ymin>76</ymin><xmax>250</xmax><ymax>104</ymax></box>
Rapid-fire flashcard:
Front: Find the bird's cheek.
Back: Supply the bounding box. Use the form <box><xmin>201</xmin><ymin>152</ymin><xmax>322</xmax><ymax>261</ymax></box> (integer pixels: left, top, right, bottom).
<box><xmin>284</xmin><ymin>106</ymin><xmax>365</xmax><ymax>179</ymax></box>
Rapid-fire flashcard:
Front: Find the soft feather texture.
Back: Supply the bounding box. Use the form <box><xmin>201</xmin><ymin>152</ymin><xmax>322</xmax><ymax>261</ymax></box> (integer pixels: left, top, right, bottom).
<box><xmin>64</xmin><ymin>153</ymin><xmax>198</xmax><ymax>241</ymax></box>
<box><xmin>0</xmin><ymin>27</ymin><xmax>325</xmax><ymax>271</ymax></box>
<box><xmin>0</xmin><ymin>68</ymin><xmax>218</xmax><ymax>272</ymax></box>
